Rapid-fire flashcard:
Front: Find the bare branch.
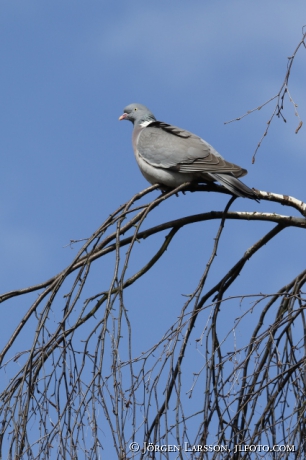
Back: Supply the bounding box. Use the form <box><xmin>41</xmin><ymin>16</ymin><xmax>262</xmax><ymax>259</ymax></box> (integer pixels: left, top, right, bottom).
<box><xmin>224</xmin><ymin>27</ymin><xmax>306</xmax><ymax>162</ymax></box>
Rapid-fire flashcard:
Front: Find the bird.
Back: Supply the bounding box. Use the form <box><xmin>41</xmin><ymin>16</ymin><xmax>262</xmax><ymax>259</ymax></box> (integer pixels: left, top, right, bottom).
<box><xmin>119</xmin><ymin>103</ymin><xmax>258</xmax><ymax>200</ymax></box>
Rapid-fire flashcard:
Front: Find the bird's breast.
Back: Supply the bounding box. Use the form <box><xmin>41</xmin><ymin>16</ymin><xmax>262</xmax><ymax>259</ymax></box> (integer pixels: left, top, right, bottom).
<box><xmin>132</xmin><ymin>125</ymin><xmax>144</xmax><ymax>153</ymax></box>
<box><xmin>135</xmin><ymin>148</ymin><xmax>195</xmax><ymax>187</ymax></box>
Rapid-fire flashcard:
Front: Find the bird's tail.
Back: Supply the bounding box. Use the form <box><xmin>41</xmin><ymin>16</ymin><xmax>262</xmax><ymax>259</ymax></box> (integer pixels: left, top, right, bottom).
<box><xmin>209</xmin><ymin>173</ymin><xmax>259</xmax><ymax>201</ymax></box>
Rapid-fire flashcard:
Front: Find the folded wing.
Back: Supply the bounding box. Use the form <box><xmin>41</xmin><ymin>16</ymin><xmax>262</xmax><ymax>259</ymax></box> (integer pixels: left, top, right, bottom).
<box><xmin>137</xmin><ymin>121</ymin><xmax>246</xmax><ymax>178</ymax></box>
<box><xmin>137</xmin><ymin>121</ymin><xmax>258</xmax><ymax>200</ymax></box>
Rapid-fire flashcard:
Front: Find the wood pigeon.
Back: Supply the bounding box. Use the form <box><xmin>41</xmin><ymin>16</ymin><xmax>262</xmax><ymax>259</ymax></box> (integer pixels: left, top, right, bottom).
<box><xmin>119</xmin><ymin>103</ymin><xmax>258</xmax><ymax>200</ymax></box>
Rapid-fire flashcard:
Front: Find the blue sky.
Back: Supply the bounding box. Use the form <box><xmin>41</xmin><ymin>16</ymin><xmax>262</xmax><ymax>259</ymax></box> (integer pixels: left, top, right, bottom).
<box><xmin>0</xmin><ymin>1</ymin><xmax>305</xmax><ymax>456</ymax></box>
<box><xmin>0</xmin><ymin>2</ymin><xmax>305</xmax><ymax>288</ymax></box>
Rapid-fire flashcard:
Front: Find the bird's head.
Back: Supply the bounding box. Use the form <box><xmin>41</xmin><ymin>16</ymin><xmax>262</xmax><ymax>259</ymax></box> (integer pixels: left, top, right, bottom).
<box><xmin>119</xmin><ymin>103</ymin><xmax>156</xmax><ymax>126</ymax></box>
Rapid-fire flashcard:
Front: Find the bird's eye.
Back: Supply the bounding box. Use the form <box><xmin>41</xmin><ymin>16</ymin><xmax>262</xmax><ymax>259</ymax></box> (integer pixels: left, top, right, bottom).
<box><xmin>134</xmin><ymin>108</ymin><xmax>137</xmax><ymax>111</ymax></box>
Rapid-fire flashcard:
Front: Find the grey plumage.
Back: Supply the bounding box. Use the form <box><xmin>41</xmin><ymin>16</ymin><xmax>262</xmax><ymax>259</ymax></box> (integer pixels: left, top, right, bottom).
<box><xmin>119</xmin><ymin>103</ymin><xmax>258</xmax><ymax>200</ymax></box>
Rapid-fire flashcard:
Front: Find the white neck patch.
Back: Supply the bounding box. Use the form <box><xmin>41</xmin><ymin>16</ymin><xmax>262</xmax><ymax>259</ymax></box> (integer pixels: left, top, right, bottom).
<box><xmin>139</xmin><ymin>120</ymin><xmax>152</xmax><ymax>128</ymax></box>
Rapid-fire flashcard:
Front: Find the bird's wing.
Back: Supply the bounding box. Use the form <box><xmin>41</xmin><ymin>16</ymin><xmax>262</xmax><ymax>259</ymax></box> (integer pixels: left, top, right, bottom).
<box><xmin>137</xmin><ymin>121</ymin><xmax>246</xmax><ymax>178</ymax></box>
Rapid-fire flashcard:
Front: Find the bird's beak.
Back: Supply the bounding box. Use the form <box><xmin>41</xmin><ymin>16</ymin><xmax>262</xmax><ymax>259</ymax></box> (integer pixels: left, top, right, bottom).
<box><xmin>119</xmin><ymin>113</ymin><xmax>127</xmax><ymax>121</ymax></box>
